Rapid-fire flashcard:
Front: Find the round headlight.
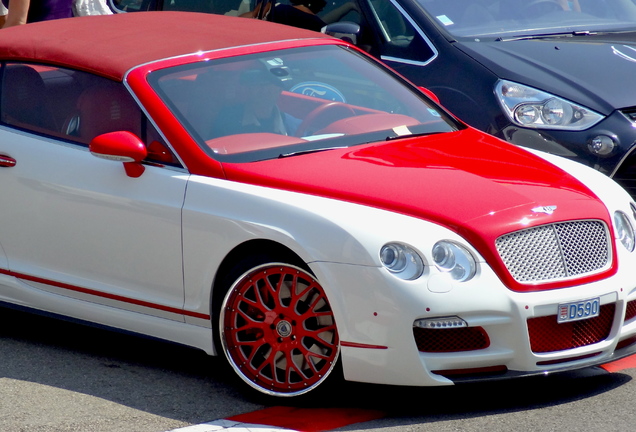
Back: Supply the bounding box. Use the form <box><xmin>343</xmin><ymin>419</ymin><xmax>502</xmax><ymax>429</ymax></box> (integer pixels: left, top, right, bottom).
<box><xmin>432</xmin><ymin>241</ymin><xmax>476</xmax><ymax>282</ymax></box>
<box><xmin>380</xmin><ymin>243</ymin><xmax>424</xmax><ymax>280</ymax></box>
<box><xmin>542</xmin><ymin>98</ymin><xmax>573</xmax><ymax>126</ymax></box>
<box><xmin>496</xmin><ymin>80</ymin><xmax>603</xmax><ymax>130</ymax></box>
<box><xmin>514</xmin><ymin>104</ymin><xmax>540</xmax><ymax>125</ymax></box>
<box><xmin>614</xmin><ymin>211</ymin><xmax>635</xmax><ymax>252</ymax></box>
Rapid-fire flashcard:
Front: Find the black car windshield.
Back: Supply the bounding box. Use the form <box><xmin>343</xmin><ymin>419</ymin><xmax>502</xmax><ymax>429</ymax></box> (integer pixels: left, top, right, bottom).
<box><xmin>416</xmin><ymin>0</ymin><xmax>636</xmax><ymax>39</ymax></box>
<box><xmin>148</xmin><ymin>45</ymin><xmax>458</xmax><ymax>163</ymax></box>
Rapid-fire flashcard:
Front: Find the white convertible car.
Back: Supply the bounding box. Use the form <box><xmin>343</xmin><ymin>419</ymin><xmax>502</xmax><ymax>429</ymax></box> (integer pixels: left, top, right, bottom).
<box><xmin>1</xmin><ymin>12</ymin><xmax>636</xmax><ymax>397</ymax></box>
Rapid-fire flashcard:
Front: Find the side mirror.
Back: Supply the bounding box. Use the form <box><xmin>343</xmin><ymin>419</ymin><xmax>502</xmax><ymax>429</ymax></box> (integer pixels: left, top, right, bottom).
<box><xmin>322</xmin><ymin>21</ymin><xmax>360</xmax><ymax>45</ymax></box>
<box><xmin>419</xmin><ymin>86</ymin><xmax>440</xmax><ymax>104</ymax></box>
<box><xmin>89</xmin><ymin>131</ymin><xmax>148</xmax><ymax>178</ymax></box>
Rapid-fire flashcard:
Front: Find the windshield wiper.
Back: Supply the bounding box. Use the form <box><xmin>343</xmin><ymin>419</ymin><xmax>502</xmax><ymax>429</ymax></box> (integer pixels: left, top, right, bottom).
<box><xmin>496</xmin><ymin>30</ymin><xmax>597</xmax><ymax>42</ymax></box>
<box><xmin>385</xmin><ymin>131</ymin><xmax>444</xmax><ymax>141</ymax></box>
<box><xmin>278</xmin><ymin>146</ymin><xmax>349</xmax><ymax>158</ymax></box>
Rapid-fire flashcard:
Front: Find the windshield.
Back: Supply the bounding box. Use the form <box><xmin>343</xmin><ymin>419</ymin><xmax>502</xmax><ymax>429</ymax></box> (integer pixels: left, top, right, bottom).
<box><xmin>416</xmin><ymin>0</ymin><xmax>636</xmax><ymax>38</ymax></box>
<box><xmin>148</xmin><ymin>45</ymin><xmax>457</xmax><ymax>162</ymax></box>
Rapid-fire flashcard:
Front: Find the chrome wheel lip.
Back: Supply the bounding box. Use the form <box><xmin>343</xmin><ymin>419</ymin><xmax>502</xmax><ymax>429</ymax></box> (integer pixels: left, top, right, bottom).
<box><xmin>219</xmin><ymin>262</ymin><xmax>340</xmax><ymax>397</ymax></box>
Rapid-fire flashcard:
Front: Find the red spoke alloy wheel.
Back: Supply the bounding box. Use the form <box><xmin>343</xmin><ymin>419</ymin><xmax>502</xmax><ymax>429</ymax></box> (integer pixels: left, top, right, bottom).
<box><xmin>221</xmin><ymin>263</ymin><xmax>340</xmax><ymax>396</ymax></box>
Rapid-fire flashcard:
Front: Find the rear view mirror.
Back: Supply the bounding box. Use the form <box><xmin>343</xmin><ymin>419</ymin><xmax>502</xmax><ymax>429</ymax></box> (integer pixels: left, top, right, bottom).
<box><xmin>89</xmin><ymin>131</ymin><xmax>148</xmax><ymax>178</ymax></box>
<box><xmin>322</xmin><ymin>22</ymin><xmax>360</xmax><ymax>45</ymax></box>
<box><xmin>419</xmin><ymin>86</ymin><xmax>440</xmax><ymax>104</ymax></box>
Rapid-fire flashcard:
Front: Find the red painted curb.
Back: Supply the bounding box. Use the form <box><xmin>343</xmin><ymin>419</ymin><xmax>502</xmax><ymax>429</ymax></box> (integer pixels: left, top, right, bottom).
<box><xmin>227</xmin><ymin>406</ymin><xmax>386</xmax><ymax>432</ymax></box>
<box><xmin>227</xmin><ymin>354</ymin><xmax>636</xmax><ymax>432</ymax></box>
<box><xmin>601</xmin><ymin>354</ymin><xmax>636</xmax><ymax>373</ymax></box>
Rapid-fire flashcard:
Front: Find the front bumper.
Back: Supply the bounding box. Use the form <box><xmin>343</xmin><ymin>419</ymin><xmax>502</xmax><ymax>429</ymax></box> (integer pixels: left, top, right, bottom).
<box><xmin>314</xmin><ymin>261</ymin><xmax>636</xmax><ymax>387</ymax></box>
<box><xmin>442</xmin><ymin>341</ymin><xmax>636</xmax><ymax>384</ymax></box>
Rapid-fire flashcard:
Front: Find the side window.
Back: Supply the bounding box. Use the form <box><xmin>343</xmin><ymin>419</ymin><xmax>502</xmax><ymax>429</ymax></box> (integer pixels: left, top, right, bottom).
<box><xmin>62</xmin><ymin>77</ymin><xmax>143</xmax><ymax>145</ymax></box>
<box><xmin>0</xmin><ymin>63</ymin><xmax>64</xmax><ymax>135</ymax></box>
<box><xmin>366</xmin><ymin>0</ymin><xmax>436</xmax><ymax>64</ymax></box>
<box><xmin>110</xmin><ymin>0</ymin><xmax>251</xmax><ymax>15</ymax></box>
<box><xmin>0</xmin><ymin>62</ymin><xmax>180</xmax><ymax>167</ymax></box>
<box><xmin>317</xmin><ymin>0</ymin><xmax>362</xmax><ymax>25</ymax></box>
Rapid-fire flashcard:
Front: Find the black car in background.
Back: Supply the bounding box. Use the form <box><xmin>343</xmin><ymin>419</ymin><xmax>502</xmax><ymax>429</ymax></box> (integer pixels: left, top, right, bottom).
<box><xmin>111</xmin><ymin>0</ymin><xmax>636</xmax><ymax>196</ymax></box>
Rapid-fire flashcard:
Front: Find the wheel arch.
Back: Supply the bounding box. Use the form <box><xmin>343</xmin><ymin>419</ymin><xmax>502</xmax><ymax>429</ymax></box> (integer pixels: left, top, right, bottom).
<box><xmin>210</xmin><ymin>239</ymin><xmax>344</xmax><ymax>396</ymax></box>
<box><xmin>210</xmin><ymin>239</ymin><xmax>310</xmax><ymax>342</ymax></box>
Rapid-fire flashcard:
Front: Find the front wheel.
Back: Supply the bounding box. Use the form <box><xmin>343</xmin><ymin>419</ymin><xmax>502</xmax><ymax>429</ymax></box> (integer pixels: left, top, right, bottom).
<box><xmin>219</xmin><ymin>262</ymin><xmax>340</xmax><ymax>397</ymax></box>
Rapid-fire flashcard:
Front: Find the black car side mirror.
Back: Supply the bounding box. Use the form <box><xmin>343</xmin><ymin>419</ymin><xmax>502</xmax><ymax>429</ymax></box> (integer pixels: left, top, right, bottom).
<box><xmin>322</xmin><ymin>21</ymin><xmax>360</xmax><ymax>46</ymax></box>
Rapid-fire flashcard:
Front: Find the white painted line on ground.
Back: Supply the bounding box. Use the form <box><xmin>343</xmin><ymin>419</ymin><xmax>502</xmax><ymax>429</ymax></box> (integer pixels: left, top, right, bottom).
<box><xmin>166</xmin><ymin>419</ymin><xmax>298</xmax><ymax>432</ymax></box>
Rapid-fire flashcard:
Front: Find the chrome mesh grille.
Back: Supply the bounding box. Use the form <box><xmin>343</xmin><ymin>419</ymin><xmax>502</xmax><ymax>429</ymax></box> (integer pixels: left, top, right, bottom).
<box><xmin>495</xmin><ymin>220</ymin><xmax>610</xmax><ymax>283</ymax></box>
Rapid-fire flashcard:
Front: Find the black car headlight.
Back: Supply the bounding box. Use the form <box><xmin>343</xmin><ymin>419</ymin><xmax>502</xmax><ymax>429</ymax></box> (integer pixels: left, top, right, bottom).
<box><xmin>495</xmin><ymin>80</ymin><xmax>603</xmax><ymax>131</ymax></box>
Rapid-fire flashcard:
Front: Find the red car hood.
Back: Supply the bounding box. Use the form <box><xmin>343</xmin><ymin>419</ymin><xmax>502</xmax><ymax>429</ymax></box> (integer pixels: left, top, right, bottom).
<box><xmin>222</xmin><ymin>128</ymin><xmax>612</xmax><ymax>289</ymax></box>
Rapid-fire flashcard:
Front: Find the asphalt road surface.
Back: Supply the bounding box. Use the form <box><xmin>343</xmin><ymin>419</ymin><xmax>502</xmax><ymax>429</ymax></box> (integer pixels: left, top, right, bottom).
<box><xmin>1</xmin><ymin>306</ymin><xmax>634</xmax><ymax>432</ymax></box>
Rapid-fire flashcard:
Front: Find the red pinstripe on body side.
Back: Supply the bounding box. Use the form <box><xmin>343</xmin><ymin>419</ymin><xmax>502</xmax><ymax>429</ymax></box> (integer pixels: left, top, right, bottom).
<box><xmin>0</xmin><ymin>267</ymin><xmax>210</xmax><ymax>320</ymax></box>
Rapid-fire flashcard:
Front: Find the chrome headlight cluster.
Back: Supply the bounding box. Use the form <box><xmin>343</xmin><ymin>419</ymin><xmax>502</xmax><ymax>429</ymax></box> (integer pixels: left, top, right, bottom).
<box><xmin>380</xmin><ymin>243</ymin><xmax>424</xmax><ymax>280</ymax></box>
<box><xmin>432</xmin><ymin>241</ymin><xmax>476</xmax><ymax>282</ymax></box>
<box><xmin>614</xmin><ymin>211</ymin><xmax>635</xmax><ymax>252</ymax></box>
<box><xmin>495</xmin><ymin>80</ymin><xmax>603</xmax><ymax>131</ymax></box>
<box><xmin>380</xmin><ymin>241</ymin><xmax>477</xmax><ymax>282</ymax></box>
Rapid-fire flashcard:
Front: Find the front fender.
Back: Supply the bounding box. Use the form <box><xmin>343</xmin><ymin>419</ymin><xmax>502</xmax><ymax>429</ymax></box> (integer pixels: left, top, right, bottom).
<box><xmin>180</xmin><ymin>174</ymin><xmax>477</xmax><ymax>326</ymax></box>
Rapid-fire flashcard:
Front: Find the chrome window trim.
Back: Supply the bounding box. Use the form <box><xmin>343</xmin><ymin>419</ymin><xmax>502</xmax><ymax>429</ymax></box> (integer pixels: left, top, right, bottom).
<box><xmin>369</xmin><ymin>0</ymin><xmax>438</xmax><ymax>67</ymax></box>
<box><xmin>122</xmin><ymin>76</ymin><xmax>189</xmax><ymax>172</ymax></box>
<box><xmin>108</xmin><ymin>0</ymin><xmax>125</xmax><ymax>13</ymax></box>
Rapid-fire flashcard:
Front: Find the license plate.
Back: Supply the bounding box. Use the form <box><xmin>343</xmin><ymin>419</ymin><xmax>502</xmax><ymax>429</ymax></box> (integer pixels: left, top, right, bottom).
<box><xmin>557</xmin><ymin>298</ymin><xmax>600</xmax><ymax>323</ymax></box>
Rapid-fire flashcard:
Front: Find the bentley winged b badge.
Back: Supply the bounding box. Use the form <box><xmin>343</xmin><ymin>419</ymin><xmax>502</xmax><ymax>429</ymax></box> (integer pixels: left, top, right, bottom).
<box><xmin>532</xmin><ymin>205</ymin><xmax>557</xmax><ymax>215</ymax></box>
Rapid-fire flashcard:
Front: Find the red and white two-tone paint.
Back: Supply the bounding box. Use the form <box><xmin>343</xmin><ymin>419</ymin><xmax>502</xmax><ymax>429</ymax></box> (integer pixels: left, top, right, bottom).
<box><xmin>1</xmin><ymin>12</ymin><xmax>636</xmax><ymax>398</ymax></box>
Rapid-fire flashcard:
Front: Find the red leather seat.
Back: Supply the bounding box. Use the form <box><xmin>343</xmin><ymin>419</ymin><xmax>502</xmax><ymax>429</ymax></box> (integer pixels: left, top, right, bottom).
<box><xmin>65</xmin><ymin>82</ymin><xmax>142</xmax><ymax>145</ymax></box>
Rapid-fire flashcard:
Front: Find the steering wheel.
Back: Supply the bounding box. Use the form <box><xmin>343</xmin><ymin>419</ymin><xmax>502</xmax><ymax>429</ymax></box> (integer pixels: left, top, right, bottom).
<box><xmin>296</xmin><ymin>102</ymin><xmax>357</xmax><ymax>137</ymax></box>
<box><xmin>521</xmin><ymin>0</ymin><xmax>563</xmax><ymax>17</ymax></box>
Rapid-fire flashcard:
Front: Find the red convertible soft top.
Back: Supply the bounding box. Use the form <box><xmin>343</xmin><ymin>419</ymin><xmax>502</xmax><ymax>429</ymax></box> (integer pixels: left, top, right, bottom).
<box><xmin>0</xmin><ymin>11</ymin><xmax>330</xmax><ymax>81</ymax></box>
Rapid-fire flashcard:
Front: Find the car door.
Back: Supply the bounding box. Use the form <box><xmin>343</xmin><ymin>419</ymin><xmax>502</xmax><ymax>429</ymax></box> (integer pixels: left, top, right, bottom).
<box><xmin>0</xmin><ymin>63</ymin><xmax>187</xmax><ymax>322</ymax></box>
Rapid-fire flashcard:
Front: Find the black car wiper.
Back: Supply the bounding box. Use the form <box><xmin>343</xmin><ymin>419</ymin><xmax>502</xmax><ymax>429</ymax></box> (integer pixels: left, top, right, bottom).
<box><xmin>278</xmin><ymin>146</ymin><xmax>348</xmax><ymax>158</ymax></box>
<box><xmin>496</xmin><ymin>30</ymin><xmax>597</xmax><ymax>42</ymax></box>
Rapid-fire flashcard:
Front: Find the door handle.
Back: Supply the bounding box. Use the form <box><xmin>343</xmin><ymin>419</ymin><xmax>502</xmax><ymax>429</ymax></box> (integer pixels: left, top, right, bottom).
<box><xmin>0</xmin><ymin>154</ymin><xmax>16</xmax><ymax>167</ymax></box>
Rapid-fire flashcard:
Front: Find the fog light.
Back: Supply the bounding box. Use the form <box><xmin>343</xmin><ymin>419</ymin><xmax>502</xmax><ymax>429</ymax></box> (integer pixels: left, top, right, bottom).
<box><xmin>414</xmin><ymin>316</ymin><xmax>467</xmax><ymax>329</ymax></box>
<box><xmin>588</xmin><ymin>135</ymin><xmax>616</xmax><ymax>156</ymax></box>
